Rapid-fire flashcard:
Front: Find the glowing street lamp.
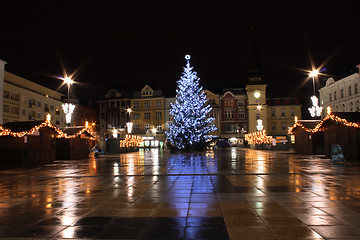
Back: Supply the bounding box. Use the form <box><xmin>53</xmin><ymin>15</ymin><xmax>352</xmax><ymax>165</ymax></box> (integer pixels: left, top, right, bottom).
<box><xmin>308</xmin><ymin>69</ymin><xmax>323</xmax><ymax>118</ymax></box>
<box><xmin>61</xmin><ymin>76</ymin><xmax>75</xmax><ymax>127</ymax></box>
<box><xmin>126</xmin><ymin>108</ymin><xmax>133</xmax><ymax>134</ymax></box>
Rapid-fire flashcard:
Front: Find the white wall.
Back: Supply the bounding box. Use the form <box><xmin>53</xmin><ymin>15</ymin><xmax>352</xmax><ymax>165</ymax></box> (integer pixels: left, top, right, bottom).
<box><xmin>0</xmin><ymin>59</ymin><xmax>7</xmax><ymax>124</ymax></box>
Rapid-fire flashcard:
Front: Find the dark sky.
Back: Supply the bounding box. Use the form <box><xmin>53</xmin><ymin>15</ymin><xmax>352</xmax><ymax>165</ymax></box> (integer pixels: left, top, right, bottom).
<box><xmin>1</xmin><ymin>1</ymin><xmax>360</xmax><ymax>115</ymax></box>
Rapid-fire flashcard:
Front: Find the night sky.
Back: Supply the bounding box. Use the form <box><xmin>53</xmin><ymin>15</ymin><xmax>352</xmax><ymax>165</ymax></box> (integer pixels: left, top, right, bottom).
<box><xmin>1</xmin><ymin>1</ymin><xmax>360</xmax><ymax>117</ymax></box>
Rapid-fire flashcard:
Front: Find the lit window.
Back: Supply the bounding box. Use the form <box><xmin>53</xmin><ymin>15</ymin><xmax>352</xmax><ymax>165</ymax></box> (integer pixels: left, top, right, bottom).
<box><xmin>156</xmin><ymin>124</ymin><xmax>162</xmax><ymax>130</ymax></box>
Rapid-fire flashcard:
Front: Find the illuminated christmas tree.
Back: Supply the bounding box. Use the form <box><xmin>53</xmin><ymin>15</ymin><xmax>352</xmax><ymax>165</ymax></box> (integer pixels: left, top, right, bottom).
<box><xmin>166</xmin><ymin>55</ymin><xmax>216</xmax><ymax>151</ymax></box>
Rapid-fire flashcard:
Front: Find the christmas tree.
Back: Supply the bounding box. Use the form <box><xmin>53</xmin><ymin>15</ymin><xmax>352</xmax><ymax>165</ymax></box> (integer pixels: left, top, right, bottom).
<box><xmin>166</xmin><ymin>55</ymin><xmax>217</xmax><ymax>151</ymax></box>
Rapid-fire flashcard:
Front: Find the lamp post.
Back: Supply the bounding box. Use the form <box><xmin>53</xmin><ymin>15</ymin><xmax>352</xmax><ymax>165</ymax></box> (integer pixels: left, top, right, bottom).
<box><xmin>256</xmin><ymin>105</ymin><xmax>263</xmax><ymax>131</ymax></box>
<box><xmin>126</xmin><ymin>108</ymin><xmax>133</xmax><ymax>134</ymax></box>
<box><xmin>152</xmin><ymin>128</ymin><xmax>157</xmax><ymax>148</ymax></box>
<box><xmin>61</xmin><ymin>76</ymin><xmax>75</xmax><ymax>127</ymax></box>
<box><xmin>308</xmin><ymin>70</ymin><xmax>322</xmax><ymax>118</ymax></box>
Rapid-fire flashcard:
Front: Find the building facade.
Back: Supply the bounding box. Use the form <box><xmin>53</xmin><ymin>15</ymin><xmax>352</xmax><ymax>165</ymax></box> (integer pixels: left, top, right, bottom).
<box><xmin>220</xmin><ymin>89</ymin><xmax>248</xmax><ymax>144</ymax></box>
<box><xmin>130</xmin><ymin>85</ymin><xmax>166</xmax><ymax>146</ymax></box>
<box><xmin>319</xmin><ymin>66</ymin><xmax>360</xmax><ymax>115</ymax></box>
<box><xmin>3</xmin><ymin>71</ymin><xmax>66</xmax><ymax>126</ymax></box>
<box><xmin>204</xmin><ymin>90</ymin><xmax>221</xmax><ymax>137</ymax></box>
<box><xmin>267</xmin><ymin>98</ymin><xmax>302</xmax><ymax>136</ymax></box>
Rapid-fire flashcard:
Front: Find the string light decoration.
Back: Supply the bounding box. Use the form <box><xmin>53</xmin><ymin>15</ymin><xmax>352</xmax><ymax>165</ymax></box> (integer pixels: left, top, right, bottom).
<box><xmin>288</xmin><ymin>107</ymin><xmax>360</xmax><ymax>135</ymax></box>
<box><xmin>119</xmin><ymin>134</ymin><xmax>142</xmax><ymax>148</ymax></box>
<box><xmin>245</xmin><ymin>130</ymin><xmax>272</xmax><ymax>145</ymax></box>
<box><xmin>0</xmin><ymin>114</ymin><xmax>96</xmax><ymax>140</ymax></box>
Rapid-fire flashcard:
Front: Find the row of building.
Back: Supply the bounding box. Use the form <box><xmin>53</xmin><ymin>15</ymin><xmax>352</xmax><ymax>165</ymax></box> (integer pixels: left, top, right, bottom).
<box><xmin>2</xmin><ymin>55</ymin><xmax>359</xmax><ymax>151</ymax></box>
<box><xmin>0</xmin><ymin>60</ymin><xmax>96</xmax><ymax>127</ymax></box>
<box><xmin>96</xmin><ymin>77</ymin><xmax>302</xmax><ymax>149</ymax></box>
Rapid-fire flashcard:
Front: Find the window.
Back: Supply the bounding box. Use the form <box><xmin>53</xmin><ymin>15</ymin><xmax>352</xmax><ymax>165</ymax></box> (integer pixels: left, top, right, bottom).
<box><xmin>55</xmin><ymin>108</ymin><xmax>60</xmax><ymax>115</ymax></box>
<box><xmin>55</xmin><ymin>120</ymin><xmax>60</xmax><ymax>125</ymax></box>
<box><xmin>4</xmin><ymin>91</ymin><xmax>9</xmax><ymax>98</ymax></box>
<box><xmin>341</xmin><ymin>89</ymin><xmax>344</xmax><ymax>98</ymax></box>
<box><xmin>334</xmin><ymin>91</ymin><xmax>337</xmax><ymax>100</ymax></box>
<box><xmin>11</xmin><ymin>107</ymin><xmax>19</xmax><ymax>114</ymax></box>
<box><xmin>142</xmin><ymin>90</ymin><xmax>152</xmax><ymax>96</ymax></box>
<box><xmin>156</xmin><ymin>124</ymin><xmax>162</xmax><ymax>130</ymax></box>
<box><xmin>134</xmin><ymin>125</ymin><xmax>139</xmax><ymax>132</ymax></box>
<box><xmin>209</xmin><ymin>111</ymin><xmax>213</xmax><ymax>118</ymax></box>
<box><xmin>271</xmin><ymin>123</ymin><xmax>276</xmax><ymax>131</ymax></box>
<box><xmin>281</xmin><ymin>122</ymin><xmax>286</xmax><ymax>131</ymax></box>
<box><xmin>144</xmin><ymin>101</ymin><xmax>151</xmax><ymax>108</ymax></box>
<box><xmin>224</xmin><ymin>124</ymin><xmax>236</xmax><ymax>133</ymax></box>
<box><xmin>349</xmin><ymin>86</ymin><xmax>352</xmax><ymax>96</ymax></box>
<box><xmin>281</xmin><ymin>108</ymin><xmax>285</xmax><ymax>117</ymax></box>
<box><xmin>133</xmin><ymin>101</ymin><xmax>139</xmax><ymax>109</ymax></box>
<box><xmin>109</xmin><ymin>101</ymin><xmax>116</xmax><ymax>107</ymax></box>
<box><xmin>44</xmin><ymin>103</ymin><xmax>49</xmax><ymax>112</ymax></box>
<box><xmin>37</xmin><ymin>112</ymin><xmax>41</xmax><ymax>119</ymax></box>
<box><xmin>238</xmin><ymin>110</ymin><xmax>245</xmax><ymax>119</ymax></box>
<box><xmin>145</xmin><ymin>124</ymin><xmax>150</xmax><ymax>130</ymax></box>
<box><xmin>329</xmin><ymin>93</ymin><xmax>332</xmax><ymax>102</ymax></box>
<box><xmin>37</xmin><ymin>101</ymin><xmax>41</xmax><ymax>108</ymax></box>
<box><xmin>209</xmin><ymin>99</ymin><xmax>216</xmax><ymax>106</ymax></box>
<box><xmin>144</xmin><ymin>112</ymin><xmax>150</xmax><ymax>119</ymax></box>
<box><xmin>224</xmin><ymin>99</ymin><xmax>234</xmax><ymax>107</ymax></box>
<box><xmin>290</xmin><ymin>108</ymin><xmax>295</xmax><ymax>116</ymax></box>
<box><xmin>155</xmin><ymin>101</ymin><xmax>162</xmax><ymax>107</ymax></box>
<box><xmin>225</xmin><ymin>110</ymin><xmax>233</xmax><ymax>119</ymax></box>
<box><xmin>50</xmin><ymin>105</ymin><xmax>54</xmax><ymax>111</ymax></box>
<box><xmin>133</xmin><ymin>113</ymin><xmax>139</xmax><ymax>119</ymax></box>
<box><xmin>256</xmin><ymin>113</ymin><xmax>260</xmax><ymax>119</ymax></box>
<box><xmin>3</xmin><ymin>105</ymin><xmax>9</xmax><ymax>113</ymax></box>
<box><xmin>22</xmin><ymin>109</ymin><xmax>26</xmax><ymax>116</ymax></box>
<box><xmin>156</xmin><ymin>112</ymin><xmax>162</xmax><ymax>119</ymax></box>
<box><xmin>271</xmin><ymin>109</ymin><xmax>275</xmax><ymax>117</ymax></box>
<box><xmin>355</xmin><ymin>84</ymin><xmax>358</xmax><ymax>94</ymax></box>
<box><xmin>350</xmin><ymin>102</ymin><xmax>354</xmax><ymax>112</ymax></box>
<box><xmin>238</xmin><ymin>100</ymin><xmax>244</xmax><ymax>107</ymax></box>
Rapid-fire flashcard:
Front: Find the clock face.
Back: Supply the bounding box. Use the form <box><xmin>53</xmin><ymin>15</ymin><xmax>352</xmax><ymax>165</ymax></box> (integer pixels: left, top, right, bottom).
<box><xmin>254</xmin><ymin>91</ymin><xmax>261</xmax><ymax>98</ymax></box>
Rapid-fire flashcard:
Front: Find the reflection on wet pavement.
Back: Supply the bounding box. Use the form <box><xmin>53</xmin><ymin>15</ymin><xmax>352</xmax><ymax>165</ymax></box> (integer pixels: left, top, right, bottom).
<box><xmin>0</xmin><ymin>148</ymin><xmax>360</xmax><ymax>239</ymax></box>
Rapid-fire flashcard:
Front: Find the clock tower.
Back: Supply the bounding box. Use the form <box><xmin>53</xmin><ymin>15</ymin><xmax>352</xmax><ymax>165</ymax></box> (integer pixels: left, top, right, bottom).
<box><xmin>246</xmin><ymin>31</ymin><xmax>267</xmax><ymax>133</ymax></box>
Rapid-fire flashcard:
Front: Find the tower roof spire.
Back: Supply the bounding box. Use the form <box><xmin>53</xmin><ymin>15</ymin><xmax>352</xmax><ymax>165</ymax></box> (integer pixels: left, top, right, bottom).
<box><xmin>248</xmin><ymin>26</ymin><xmax>265</xmax><ymax>85</ymax></box>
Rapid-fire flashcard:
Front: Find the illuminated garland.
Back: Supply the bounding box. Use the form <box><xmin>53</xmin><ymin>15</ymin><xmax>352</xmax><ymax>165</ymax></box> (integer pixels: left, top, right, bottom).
<box><xmin>0</xmin><ymin>114</ymin><xmax>96</xmax><ymax>139</ymax></box>
<box><xmin>245</xmin><ymin>130</ymin><xmax>272</xmax><ymax>145</ymax></box>
<box><xmin>119</xmin><ymin>134</ymin><xmax>143</xmax><ymax>148</ymax></box>
<box><xmin>288</xmin><ymin>109</ymin><xmax>360</xmax><ymax>135</ymax></box>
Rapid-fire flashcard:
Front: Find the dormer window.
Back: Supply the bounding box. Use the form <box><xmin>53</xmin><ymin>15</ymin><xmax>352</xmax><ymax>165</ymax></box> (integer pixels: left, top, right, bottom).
<box><xmin>141</xmin><ymin>85</ymin><xmax>154</xmax><ymax>97</ymax></box>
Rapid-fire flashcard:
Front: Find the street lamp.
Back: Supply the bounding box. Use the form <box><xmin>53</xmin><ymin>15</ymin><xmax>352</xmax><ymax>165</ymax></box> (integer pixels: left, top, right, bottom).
<box><xmin>256</xmin><ymin>105</ymin><xmax>263</xmax><ymax>131</ymax></box>
<box><xmin>61</xmin><ymin>76</ymin><xmax>75</xmax><ymax>127</ymax></box>
<box><xmin>308</xmin><ymin>69</ymin><xmax>322</xmax><ymax>117</ymax></box>
<box><xmin>126</xmin><ymin>108</ymin><xmax>133</xmax><ymax>134</ymax></box>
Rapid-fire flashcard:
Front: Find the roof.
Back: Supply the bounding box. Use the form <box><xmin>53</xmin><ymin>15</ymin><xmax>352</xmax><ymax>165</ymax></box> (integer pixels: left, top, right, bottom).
<box><xmin>132</xmin><ymin>89</ymin><xmax>164</xmax><ymax>98</ymax></box>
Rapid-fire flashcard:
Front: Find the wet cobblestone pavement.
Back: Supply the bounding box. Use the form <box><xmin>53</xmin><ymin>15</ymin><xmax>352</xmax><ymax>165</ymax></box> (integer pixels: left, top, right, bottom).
<box><xmin>1</xmin><ymin>148</ymin><xmax>360</xmax><ymax>239</ymax></box>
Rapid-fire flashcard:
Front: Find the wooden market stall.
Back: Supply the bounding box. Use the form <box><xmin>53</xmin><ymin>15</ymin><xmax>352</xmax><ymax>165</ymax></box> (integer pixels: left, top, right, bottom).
<box><xmin>288</xmin><ymin>109</ymin><xmax>360</xmax><ymax>160</ymax></box>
